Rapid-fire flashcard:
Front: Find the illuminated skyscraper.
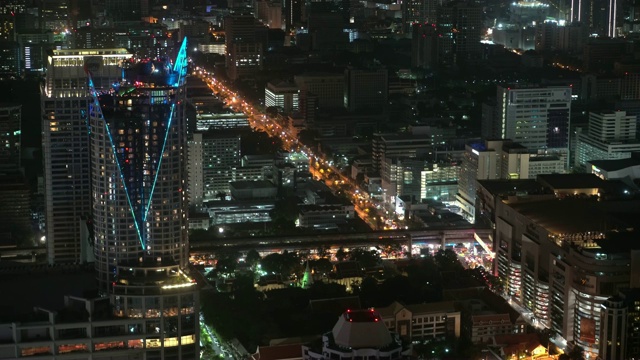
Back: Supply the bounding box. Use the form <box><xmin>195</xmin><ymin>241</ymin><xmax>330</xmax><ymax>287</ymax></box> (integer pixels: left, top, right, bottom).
<box><xmin>89</xmin><ymin>40</ymin><xmax>189</xmax><ymax>289</ymax></box>
<box><xmin>88</xmin><ymin>38</ymin><xmax>199</xmax><ymax>359</ymax></box>
<box><xmin>42</xmin><ymin>48</ymin><xmax>131</xmax><ymax>264</ymax></box>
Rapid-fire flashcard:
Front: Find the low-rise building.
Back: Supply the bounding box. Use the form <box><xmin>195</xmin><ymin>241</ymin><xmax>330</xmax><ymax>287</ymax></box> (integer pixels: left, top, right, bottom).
<box><xmin>376</xmin><ymin>301</ymin><xmax>461</xmax><ymax>341</ymax></box>
<box><xmin>302</xmin><ymin>310</ymin><xmax>411</xmax><ymax>360</ymax></box>
<box><xmin>588</xmin><ymin>153</ymin><xmax>640</xmax><ymax>180</ymax></box>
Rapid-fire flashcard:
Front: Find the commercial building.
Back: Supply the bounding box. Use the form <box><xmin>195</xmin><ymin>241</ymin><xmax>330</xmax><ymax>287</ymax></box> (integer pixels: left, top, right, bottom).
<box><xmin>0</xmin><ymin>104</ymin><xmax>20</xmax><ymax>168</ymax></box>
<box><xmin>437</xmin><ymin>1</ymin><xmax>482</xmax><ymax>64</ymax></box>
<box><xmin>457</xmin><ymin>140</ymin><xmax>565</xmax><ymax>222</ymax></box>
<box><xmin>411</xmin><ymin>23</ymin><xmax>439</xmax><ymax>69</ymax></box>
<box><xmin>200</xmin><ymin>131</ymin><xmax>242</xmax><ymax>200</ymax></box>
<box><xmin>88</xmin><ymin>39</ymin><xmax>199</xmax><ymax>358</ymax></box>
<box><xmin>42</xmin><ymin>48</ymin><xmax>131</xmax><ymax>264</ymax></box>
<box><xmin>344</xmin><ymin>67</ymin><xmax>388</xmax><ymax>113</ymax></box>
<box><xmin>381</xmin><ymin>157</ymin><xmax>459</xmax><ymax>204</ymax></box>
<box><xmin>575</xmin><ymin>111</ymin><xmax>640</xmax><ymax>169</ymax></box>
<box><xmin>587</xmin><ymin>153</ymin><xmax>640</xmax><ymax>180</ymax></box>
<box><xmin>494</xmin><ymin>193</ymin><xmax>640</xmax><ymax>358</ymax></box>
<box><xmin>265</xmin><ymin>80</ymin><xmax>299</xmax><ymax>114</ymax></box>
<box><xmin>0</xmin><ymin>294</ymin><xmax>197</xmax><ymax>359</ymax></box>
<box><xmin>224</xmin><ymin>15</ymin><xmax>264</xmax><ymax>81</ymax></box>
<box><xmin>494</xmin><ymin>85</ymin><xmax>572</xmax><ymax>157</ymax></box>
<box><xmin>294</xmin><ymin>73</ymin><xmax>344</xmax><ymax>110</ymax></box>
<box><xmin>371</xmin><ymin>133</ymin><xmax>440</xmax><ymax>172</ymax></box>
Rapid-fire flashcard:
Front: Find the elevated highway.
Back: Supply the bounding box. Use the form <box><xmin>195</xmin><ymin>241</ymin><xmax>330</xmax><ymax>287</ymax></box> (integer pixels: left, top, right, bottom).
<box><xmin>190</xmin><ymin>227</ymin><xmax>492</xmax><ymax>254</ymax></box>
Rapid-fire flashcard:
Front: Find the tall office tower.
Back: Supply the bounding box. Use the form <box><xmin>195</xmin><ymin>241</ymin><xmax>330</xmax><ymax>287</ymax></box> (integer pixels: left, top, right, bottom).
<box><xmin>344</xmin><ymin>67</ymin><xmax>388</xmax><ymax>113</ymax></box>
<box><xmin>495</xmin><ymin>85</ymin><xmax>572</xmax><ymax>155</ymax></box>
<box><xmin>294</xmin><ymin>73</ymin><xmax>344</xmax><ymax>109</ymax></box>
<box><xmin>200</xmin><ymin>130</ymin><xmax>242</xmax><ymax>200</ymax></box>
<box><xmin>89</xmin><ymin>39</ymin><xmax>199</xmax><ymax>359</ymax></box>
<box><xmin>0</xmin><ymin>104</ymin><xmax>21</xmax><ymax>169</ymax></box>
<box><xmin>0</xmin><ymin>14</ymin><xmax>15</xmax><ymax>41</ymax></box>
<box><xmin>402</xmin><ymin>0</ymin><xmax>439</xmax><ymax>34</ymax></box>
<box><xmin>575</xmin><ymin>111</ymin><xmax>640</xmax><ymax>168</ymax></box>
<box><xmin>187</xmin><ymin>133</ymin><xmax>204</xmax><ymax>210</ymax></box>
<box><xmin>255</xmin><ymin>0</ymin><xmax>282</xmax><ymax>29</ymax></box>
<box><xmin>411</xmin><ymin>23</ymin><xmax>439</xmax><ymax>69</ymax></box>
<box><xmin>39</xmin><ymin>0</ymin><xmax>68</xmax><ymax>31</ymax></box>
<box><xmin>457</xmin><ymin>140</ymin><xmax>504</xmax><ymax>223</ymax></box>
<box><xmin>437</xmin><ymin>1</ymin><xmax>482</xmax><ymax>64</ymax></box>
<box><xmin>90</xmin><ymin>42</ymin><xmax>188</xmax><ymax>290</ymax></box>
<box><xmin>307</xmin><ymin>9</ymin><xmax>348</xmax><ymax>51</ymax></box>
<box><xmin>105</xmin><ymin>0</ymin><xmax>145</xmax><ymax>22</ymax></box>
<box><xmin>570</xmin><ymin>0</ymin><xmax>620</xmax><ymax>37</ymax></box>
<box><xmin>42</xmin><ymin>48</ymin><xmax>131</xmax><ymax>265</ymax></box>
<box><xmin>0</xmin><ymin>41</ymin><xmax>20</xmax><ymax>76</ymax></box>
<box><xmin>285</xmin><ymin>0</ymin><xmax>303</xmax><ymax>30</ymax></box>
<box><xmin>224</xmin><ymin>14</ymin><xmax>264</xmax><ymax>81</ymax></box>
<box><xmin>600</xmin><ymin>296</ymin><xmax>627</xmax><ymax>360</ymax></box>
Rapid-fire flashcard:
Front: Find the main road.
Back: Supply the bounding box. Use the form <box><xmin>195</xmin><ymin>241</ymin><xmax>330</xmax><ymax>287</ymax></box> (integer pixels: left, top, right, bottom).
<box><xmin>192</xmin><ymin>67</ymin><xmax>390</xmax><ymax>229</ymax></box>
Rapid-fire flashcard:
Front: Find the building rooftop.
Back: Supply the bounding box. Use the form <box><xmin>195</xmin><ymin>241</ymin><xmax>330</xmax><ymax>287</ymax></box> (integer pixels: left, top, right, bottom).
<box><xmin>588</xmin><ymin>155</ymin><xmax>640</xmax><ymax>172</ymax></box>
<box><xmin>477</xmin><ymin>179</ymin><xmax>547</xmax><ymax>197</ymax></box>
<box><xmin>376</xmin><ymin>301</ymin><xmax>457</xmax><ymax>319</ymax></box>
<box><xmin>536</xmin><ymin>173</ymin><xmax>606</xmax><ymax>190</ymax></box>
<box><xmin>0</xmin><ymin>265</ymin><xmax>96</xmax><ymax>321</ymax></box>
<box><xmin>508</xmin><ymin>198</ymin><xmax>640</xmax><ymax>235</ymax></box>
<box><xmin>230</xmin><ymin>180</ymin><xmax>276</xmax><ymax>190</ymax></box>
<box><xmin>256</xmin><ymin>344</ymin><xmax>303</xmax><ymax>360</ymax></box>
<box><xmin>331</xmin><ymin>309</ymin><xmax>392</xmax><ymax>349</ymax></box>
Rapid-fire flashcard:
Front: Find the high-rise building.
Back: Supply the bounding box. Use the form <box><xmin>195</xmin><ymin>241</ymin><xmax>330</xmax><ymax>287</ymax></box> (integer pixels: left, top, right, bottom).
<box><xmin>307</xmin><ymin>10</ymin><xmax>348</xmax><ymax>51</ymax></box>
<box><xmin>437</xmin><ymin>1</ymin><xmax>482</xmax><ymax>64</ymax></box>
<box><xmin>402</xmin><ymin>0</ymin><xmax>439</xmax><ymax>34</ymax></box>
<box><xmin>90</xmin><ymin>43</ymin><xmax>189</xmax><ymax>290</ymax></box>
<box><xmin>0</xmin><ymin>104</ymin><xmax>20</xmax><ymax>168</ymax></box>
<box><xmin>105</xmin><ymin>0</ymin><xmax>146</xmax><ymax>22</ymax></box>
<box><xmin>575</xmin><ymin>111</ymin><xmax>640</xmax><ymax>168</ymax></box>
<box><xmin>344</xmin><ymin>67</ymin><xmax>388</xmax><ymax>113</ymax></box>
<box><xmin>42</xmin><ymin>48</ymin><xmax>131</xmax><ymax>265</ymax></box>
<box><xmin>570</xmin><ymin>0</ymin><xmax>619</xmax><ymax>37</ymax></box>
<box><xmin>0</xmin><ymin>41</ymin><xmax>20</xmax><ymax>76</ymax></box>
<box><xmin>39</xmin><ymin>0</ymin><xmax>68</xmax><ymax>31</ymax></box>
<box><xmin>600</xmin><ymin>296</ymin><xmax>627</xmax><ymax>360</ymax></box>
<box><xmin>265</xmin><ymin>80</ymin><xmax>299</xmax><ymax>114</ymax></box>
<box><xmin>494</xmin><ymin>190</ymin><xmax>640</xmax><ymax>358</ymax></box>
<box><xmin>495</xmin><ymin>85</ymin><xmax>572</xmax><ymax>156</ymax></box>
<box><xmin>381</xmin><ymin>157</ymin><xmax>459</xmax><ymax>203</ymax></box>
<box><xmin>294</xmin><ymin>73</ymin><xmax>344</xmax><ymax>110</ymax></box>
<box><xmin>411</xmin><ymin>23</ymin><xmax>438</xmax><ymax>69</ymax></box>
<box><xmin>255</xmin><ymin>0</ymin><xmax>282</xmax><ymax>29</ymax></box>
<box><xmin>224</xmin><ymin>14</ymin><xmax>264</xmax><ymax>81</ymax></box>
<box><xmin>188</xmin><ymin>133</ymin><xmax>204</xmax><ymax>210</ymax></box>
<box><xmin>456</xmin><ymin>139</ymin><xmax>563</xmax><ymax>222</ymax></box>
<box><xmin>200</xmin><ymin>130</ymin><xmax>242</xmax><ymax>200</ymax></box>
<box><xmin>88</xmin><ymin>39</ymin><xmax>199</xmax><ymax>359</ymax></box>
<box><xmin>285</xmin><ymin>0</ymin><xmax>303</xmax><ymax>30</ymax></box>
<box><xmin>457</xmin><ymin>140</ymin><xmax>504</xmax><ymax>222</ymax></box>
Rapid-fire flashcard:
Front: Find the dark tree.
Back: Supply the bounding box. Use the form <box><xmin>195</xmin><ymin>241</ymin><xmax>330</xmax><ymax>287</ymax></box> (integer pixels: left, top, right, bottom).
<box><xmin>435</xmin><ymin>249</ymin><xmax>464</xmax><ymax>272</ymax></box>
<box><xmin>350</xmin><ymin>248</ymin><xmax>381</xmax><ymax>269</ymax></box>
<box><xmin>336</xmin><ymin>247</ymin><xmax>348</xmax><ymax>262</ymax></box>
<box><xmin>310</xmin><ymin>258</ymin><xmax>333</xmax><ymax>275</ymax></box>
<box><xmin>245</xmin><ymin>249</ymin><xmax>261</xmax><ymax>268</ymax></box>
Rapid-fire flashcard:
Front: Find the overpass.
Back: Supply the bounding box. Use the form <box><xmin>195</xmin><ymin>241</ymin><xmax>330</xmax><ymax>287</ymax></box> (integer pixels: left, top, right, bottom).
<box><xmin>190</xmin><ymin>227</ymin><xmax>492</xmax><ymax>254</ymax></box>
<box><xmin>0</xmin><ymin>247</ymin><xmax>46</xmax><ymax>261</ymax></box>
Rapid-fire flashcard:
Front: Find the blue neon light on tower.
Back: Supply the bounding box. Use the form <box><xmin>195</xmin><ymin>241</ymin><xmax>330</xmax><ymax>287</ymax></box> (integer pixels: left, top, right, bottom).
<box><xmin>90</xmin><ymin>38</ymin><xmax>190</xmax><ymax>290</ymax></box>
